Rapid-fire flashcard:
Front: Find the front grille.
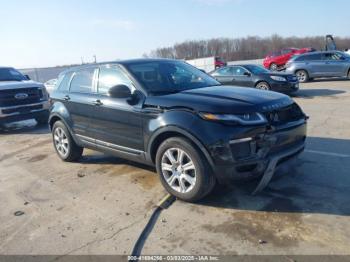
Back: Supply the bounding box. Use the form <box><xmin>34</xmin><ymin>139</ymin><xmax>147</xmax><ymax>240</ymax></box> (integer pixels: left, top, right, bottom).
<box><xmin>263</xmin><ymin>103</ymin><xmax>305</xmax><ymax>126</ymax></box>
<box><xmin>0</xmin><ymin>88</ymin><xmax>43</xmax><ymax>107</ymax></box>
<box><xmin>2</xmin><ymin>104</ymin><xmax>43</xmax><ymax>115</ymax></box>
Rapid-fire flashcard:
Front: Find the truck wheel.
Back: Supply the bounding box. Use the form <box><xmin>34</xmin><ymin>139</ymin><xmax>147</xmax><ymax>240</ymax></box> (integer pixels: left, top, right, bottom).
<box><xmin>347</xmin><ymin>69</ymin><xmax>350</xmax><ymax>79</ymax></box>
<box><xmin>156</xmin><ymin>137</ymin><xmax>216</xmax><ymax>202</ymax></box>
<box><xmin>296</xmin><ymin>70</ymin><xmax>309</xmax><ymax>83</ymax></box>
<box><xmin>52</xmin><ymin>121</ymin><xmax>83</xmax><ymax>162</ymax></box>
<box><xmin>256</xmin><ymin>82</ymin><xmax>270</xmax><ymax>90</ymax></box>
<box><xmin>269</xmin><ymin>63</ymin><xmax>278</xmax><ymax>71</ymax></box>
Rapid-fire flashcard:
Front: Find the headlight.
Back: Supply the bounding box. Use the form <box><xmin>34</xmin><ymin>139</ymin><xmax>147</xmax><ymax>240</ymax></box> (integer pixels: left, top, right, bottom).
<box><xmin>271</xmin><ymin>76</ymin><xmax>287</xmax><ymax>82</ymax></box>
<box><xmin>199</xmin><ymin>112</ymin><xmax>267</xmax><ymax>125</ymax></box>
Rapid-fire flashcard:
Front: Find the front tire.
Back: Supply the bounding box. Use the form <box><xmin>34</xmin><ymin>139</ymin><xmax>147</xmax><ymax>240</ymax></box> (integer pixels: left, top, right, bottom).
<box><xmin>255</xmin><ymin>81</ymin><xmax>271</xmax><ymax>90</ymax></box>
<box><xmin>296</xmin><ymin>70</ymin><xmax>309</xmax><ymax>83</ymax></box>
<box><xmin>347</xmin><ymin>69</ymin><xmax>350</xmax><ymax>79</ymax></box>
<box><xmin>52</xmin><ymin>121</ymin><xmax>83</xmax><ymax>162</ymax></box>
<box><xmin>156</xmin><ymin>137</ymin><xmax>216</xmax><ymax>202</ymax></box>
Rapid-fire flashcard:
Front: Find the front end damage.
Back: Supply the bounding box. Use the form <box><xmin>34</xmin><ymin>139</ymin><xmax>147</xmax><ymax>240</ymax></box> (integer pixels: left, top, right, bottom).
<box><xmin>210</xmin><ymin>113</ymin><xmax>307</xmax><ymax>194</ymax></box>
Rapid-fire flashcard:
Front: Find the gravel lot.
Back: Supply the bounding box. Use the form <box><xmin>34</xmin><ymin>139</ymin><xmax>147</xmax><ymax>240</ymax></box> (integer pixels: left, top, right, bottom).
<box><xmin>1</xmin><ymin>79</ymin><xmax>350</xmax><ymax>256</ymax></box>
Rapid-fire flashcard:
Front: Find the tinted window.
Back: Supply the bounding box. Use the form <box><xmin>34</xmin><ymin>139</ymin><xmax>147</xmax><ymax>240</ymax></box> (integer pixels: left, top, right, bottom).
<box><xmin>98</xmin><ymin>65</ymin><xmax>134</xmax><ymax>95</ymax></box>
<box><xmin>57</xmin><ymin>73</ymin><xmax>72</xmax><ymax>92</ymax></box>
<box><xmin>323</xmin><ymin>52</ymin><xmax>344</xmax><ymax>61</ymax></box>
<box><xmin>70</xmin><ymin>68</ymin><xmax>95</xmax><ymax>93</ymax></box>
<box><xmin>294</xmin><ymin>56</ymin><xmax>306</xmax><ymax>62</ymax></box>
<box><xmin>232</xmin><ymin>66</ymin><xmax>248</xmax><ymax>76</ymax></box>
<box><xmin>304</xmin><ymin>54</ymin><xmax>322</xmax><ymax>61</ymax></box>
<box><xmin>215</xmin><ymin>67</ymin><xmax>233</xmax><ymax>76</ymax></box>
<box><xmin>0</xmin><ymin>68</ymin><xmax>26</xmax><ymax>82</ymax></box>
<box><xmin>244</xmin><ymin>65</ymin><xmax>269</xmax><ymax>74</ymax></box>
<box><xmin>281</xmin><ymin>49</ymin><xmax>292</xmax><ymax>55</ymax></box>
<box><xmin>125</xmin><ymin>61</ymin><xmax>219</xmax><ymax>94</ymax></box>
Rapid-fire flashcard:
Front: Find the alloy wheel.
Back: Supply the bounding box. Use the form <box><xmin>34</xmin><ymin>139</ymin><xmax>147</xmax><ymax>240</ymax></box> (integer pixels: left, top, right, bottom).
<box><xmin>54</xmin><ymin>127</ymin><xmax>69</xmax><ymax>158</ymax></box>
<box><xmin>161</xmin><ymin>148</ymin><xmax>197</xmax><ymax>194</ymax></box>
<box><xmin>256</xmin><ymin>82</ymin><xmax>270</xmax><ymax>90</ymax></box>
<box><xmin>296</xmin><ymin>71</ymin><xmax>307</xmax><ymax>82</ymax></box>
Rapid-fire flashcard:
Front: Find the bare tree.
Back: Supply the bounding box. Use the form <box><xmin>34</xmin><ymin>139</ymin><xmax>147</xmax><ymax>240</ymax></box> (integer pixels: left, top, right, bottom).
<box><xmin>148</xmin><ymin>35</ymin><xmax>350</xmax><ymax>61</ymax></box>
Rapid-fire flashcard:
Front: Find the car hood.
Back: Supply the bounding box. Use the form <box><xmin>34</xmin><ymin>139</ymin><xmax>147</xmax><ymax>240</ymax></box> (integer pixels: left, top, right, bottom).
<box><xmin>144</xmin><ymin>86</ymin><xmax>294</xmax><ymax>114</ymax></box>
<box><xmin>0</xmin><ymin>80</ymin><xmax>44</xmax><ymax>90</ymax></box>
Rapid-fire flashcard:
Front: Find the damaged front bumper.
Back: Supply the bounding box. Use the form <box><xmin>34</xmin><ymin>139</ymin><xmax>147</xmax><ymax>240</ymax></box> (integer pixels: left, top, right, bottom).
<box><xmin>210</xmin><ymin>120</ymin><xmax>307</xmax><ymax>193</ymax></box>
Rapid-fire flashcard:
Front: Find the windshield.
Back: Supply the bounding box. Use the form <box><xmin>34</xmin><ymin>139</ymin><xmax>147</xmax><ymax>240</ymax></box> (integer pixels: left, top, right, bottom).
<box><xmin>124</xmin><ymin>60</ymin><xmax>220</xmax><ymax>95</ymax></box>
<box><xmin>244</xmin><ymin>65</ymin><xmax>270</xmax><ymax>74</ymax></box>
<box><xmin>0</xmin><ymin>68</ymin><xmax>27</xmax><ymax>82</ymax></box>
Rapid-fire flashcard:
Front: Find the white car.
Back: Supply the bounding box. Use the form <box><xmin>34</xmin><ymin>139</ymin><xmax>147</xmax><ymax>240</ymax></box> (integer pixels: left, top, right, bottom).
<box><xmin>44</xmin><ymin>78</ymin><xmax>57</xmax><ymax>93</ymax></box>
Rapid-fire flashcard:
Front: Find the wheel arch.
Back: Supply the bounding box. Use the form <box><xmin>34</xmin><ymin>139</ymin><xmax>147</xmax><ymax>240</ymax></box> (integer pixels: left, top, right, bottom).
<box><xmin>255</xmin><ymin>80</ymin><xmax>271</xmax><ymax>88</ymax></box>
<box><xmin>147</xmin><ymin>126</ymin><xmax>215</xmax><ymax>171</ymax></box>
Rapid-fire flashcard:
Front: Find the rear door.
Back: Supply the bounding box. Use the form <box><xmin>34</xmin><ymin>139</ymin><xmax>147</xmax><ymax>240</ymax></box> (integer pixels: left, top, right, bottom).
<box><xmin>66</xmin><ymin>67</ymin><xmax>98</xmax><ymax>137</ymax></box>
<box><xmin>322</xmin><ymin>52</ymin><xmax>348</xmax><ymax>77</ymax></box>
<box><xmin>230</xmin><ymin>66</ymin><xmax>253</xmax><ymax>87</ymax></box>
<box><xmin>303</xmin><ymin>53</ymin><xmax>323</xmax><ymax>77</ymax></box>
<box><xmin>211</xmin><ymin>67</ymin><xmax>235</xmax><ymax>85</ymax></box>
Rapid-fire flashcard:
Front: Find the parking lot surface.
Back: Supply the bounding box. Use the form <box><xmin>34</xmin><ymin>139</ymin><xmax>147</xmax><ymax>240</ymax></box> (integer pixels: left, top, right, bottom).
<box><xmin>1</xmin><ymin>79</ymin><xmax>350</xmax><ymax>256</ymax></box>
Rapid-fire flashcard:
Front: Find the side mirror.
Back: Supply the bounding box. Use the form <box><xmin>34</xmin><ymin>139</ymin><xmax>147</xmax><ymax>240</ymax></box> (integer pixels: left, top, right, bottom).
<box><xmin>24</xmin><ymin>75</ymin><xmax>31</xmax><ymax>80</ymax></box>
<box><xmin>108</xmin><ymin>85</ymin><xmax>132</xmax><ymax>99</ymax></box>
<box><xmin>243</xmin><ymin>72</ymin><xmax>251</xmax><ymax>77</ymax></box>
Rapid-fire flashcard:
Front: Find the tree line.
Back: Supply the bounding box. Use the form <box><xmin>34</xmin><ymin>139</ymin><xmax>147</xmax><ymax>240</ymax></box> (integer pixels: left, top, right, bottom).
<box><xmin>146</xmin><ymin>35</ymin><xmax>350</xmax><ymax>61</ymax></box>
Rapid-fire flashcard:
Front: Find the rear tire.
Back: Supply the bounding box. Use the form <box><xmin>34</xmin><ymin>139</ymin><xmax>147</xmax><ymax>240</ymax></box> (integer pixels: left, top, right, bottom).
<box><xmin>156</xmin><ymin>137</ymin><xmax>216</xmax><ymax>202</ymax></box>
<box><xmin>255</xmin><ymin>81</ymin><xmax>271</xmax><ymax>91</ymax></box>
<box><xmin>347</xmin><ymin>69</ymin><xmax>350</xmax><ymax>79</ymax></box>
<box><xmin>52</xmin><ymin>121</ymin><xmax>83</xmax><ymax>162</ymax></box>
<box><xmin>296</xmin><ymin>70</ymin><xmax>309</xmax><ymax>83</ymax></box>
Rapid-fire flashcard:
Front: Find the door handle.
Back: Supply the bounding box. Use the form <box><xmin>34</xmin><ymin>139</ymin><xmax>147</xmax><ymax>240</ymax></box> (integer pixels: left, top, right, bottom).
<box><xmin>63</xmin><ymin>95</ymin><xmax>70</xmax><ymax>101</ymax></box>
<box><xmin>92</xmin><ymin>99</ymin><xmax>103</xmax><ymax>106</ymax></box>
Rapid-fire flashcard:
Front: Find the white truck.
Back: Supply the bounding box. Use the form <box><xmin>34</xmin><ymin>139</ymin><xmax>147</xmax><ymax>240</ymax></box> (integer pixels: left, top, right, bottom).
<box><xmin>186</xmin><ymin>56</ymin><xmax>226</xmax><ymax>73</ymax></box>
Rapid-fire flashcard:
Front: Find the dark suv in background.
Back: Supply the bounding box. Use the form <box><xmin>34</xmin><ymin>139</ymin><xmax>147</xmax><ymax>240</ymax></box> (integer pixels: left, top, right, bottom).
<box><xmin>49</xmin><ymin>59</ymin><xmax>307</xmax><ymax>202</ymax></box>
<box><xmin>0</xmin><ymin>67</ymin><xmax>50</xmax><ymax>125</ymax></box>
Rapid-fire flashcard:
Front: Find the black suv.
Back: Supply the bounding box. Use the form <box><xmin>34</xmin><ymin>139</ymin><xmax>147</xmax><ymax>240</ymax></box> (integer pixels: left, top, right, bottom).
<box><xmin>0</xmin><ymin>67</ymin><xmax>50</xmax><ymax>125</ymax></box>
<box><xmin>49</xmin><ymin>59</ymin><xmax>307</xmax><ymax>202</ymax></box>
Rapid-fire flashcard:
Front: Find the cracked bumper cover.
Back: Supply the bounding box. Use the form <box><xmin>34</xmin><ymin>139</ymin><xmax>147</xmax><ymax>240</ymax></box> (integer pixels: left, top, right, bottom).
<box><xmin>209</xmin><ymin>120</ymin><xmax>307</xmax><ymax>192</ymax></box>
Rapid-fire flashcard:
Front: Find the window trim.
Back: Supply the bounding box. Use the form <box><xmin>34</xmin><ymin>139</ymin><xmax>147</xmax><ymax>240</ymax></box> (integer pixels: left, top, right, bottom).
<box><xmin>95</xmin><ymin>64</ymin><xmax>135</xmax><ymax>96</ymax></box>
<box><xmin>68</xmin><ymin>67</ymin><xmax>98</xmax><ymax>94</ymax></box>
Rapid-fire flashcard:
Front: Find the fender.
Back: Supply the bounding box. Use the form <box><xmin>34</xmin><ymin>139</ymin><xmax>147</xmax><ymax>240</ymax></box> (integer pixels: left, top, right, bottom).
<box><xmin>49</xmin><ymin>102</ymin><xmax>81</xmax><ymax>145</ymax></box>
<box><xmin>146</xmin><ymin>124</ymin><xmax>215</xmax><ymax>172</ymax></box>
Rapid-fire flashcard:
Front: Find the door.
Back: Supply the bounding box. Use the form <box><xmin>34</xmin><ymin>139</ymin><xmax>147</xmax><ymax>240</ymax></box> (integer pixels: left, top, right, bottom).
<box><xmin>61</xmin><ymin>67</ymin><xmax>97</xmax><ymax>137</ymax></box>
<box><xmin>88</xmin><ymin>64</ymin><xmax>144</xmax><ymax>152</ymax></box>
<box><xmin>302</xmin><ymin>53</ymin><xmax>323</xmax><ymax>77</ymax></box>
<box><xmin>230</xmin><ymin>66</ymin><xmax>253</xmax><ymax>87</ymax></box>
<box><xmin>322</xmin><ymin>52</ymin><xmax>348</xmax><ymax>77</ymax></box>
<box><xmin>212</xmin><ymin>67</ymin><xmax>235</xmax><ymax>85</ymax></box>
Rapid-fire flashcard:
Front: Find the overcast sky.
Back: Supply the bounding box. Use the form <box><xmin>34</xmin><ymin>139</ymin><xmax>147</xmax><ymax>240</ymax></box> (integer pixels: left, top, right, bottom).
<box><xmin>1</xmin><ymin>0</ymin><xmax>349</xmax><ymax>68</ymax></box>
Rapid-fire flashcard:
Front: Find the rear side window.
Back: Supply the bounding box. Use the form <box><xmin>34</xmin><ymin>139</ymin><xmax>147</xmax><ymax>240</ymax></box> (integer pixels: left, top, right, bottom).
<box><xmin>323</xmin><ymin>52</ymin><xmax>343</xmax><ymax>61</ymax></box>
<box><xmin>70</xmin><ymin>68</ymin><xmax>95</xmax><ymax>93</ymax></box>
<box><xmin>215</xmin><ymin>67</ymin><xmax>233</xmax><ymax>76</ymax></box>
<box><xmin>303</xmin><ymin>54</ymin><xmax>322</xmax><ymax>61</ymax></box>
<box><xmin>98</xmin><ymin>65</ymin><xmax>134</xmax><ymax>95</ymax></box>
<box><xmin>294</xmin><ymin>56</ymin><xmax>305</xmax><ymax>62</ymax></box>
<box><xmin>232</xmin><ymin>66</ymin><xmax>248</xmax><ymax>76</ymax></box>
<box><xmin>57</xmin><ymin>72</ymin><xmax>72</xmax><ymax>92</ymax></box>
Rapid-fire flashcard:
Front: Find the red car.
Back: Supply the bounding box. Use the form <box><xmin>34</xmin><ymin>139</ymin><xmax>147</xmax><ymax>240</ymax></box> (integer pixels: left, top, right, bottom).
<box><xmin>263</xmin><ymin>47</ymin><xmax>313</xmax><ymax>71</ymax></box>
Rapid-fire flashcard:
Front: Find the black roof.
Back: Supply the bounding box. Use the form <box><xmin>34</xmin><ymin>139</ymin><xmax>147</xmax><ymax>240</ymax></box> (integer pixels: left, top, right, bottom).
<box><xmin>60</xmin><ymin>58</ymin><xmax>178</xmax><ymax>74</ymax></box>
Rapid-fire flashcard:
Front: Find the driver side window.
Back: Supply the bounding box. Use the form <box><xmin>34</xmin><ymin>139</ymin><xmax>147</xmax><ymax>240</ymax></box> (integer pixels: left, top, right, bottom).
<box><xmin>98</xmin><ymin>65</ymin><xmax>134</xmax><ymax>95</ymax></box>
